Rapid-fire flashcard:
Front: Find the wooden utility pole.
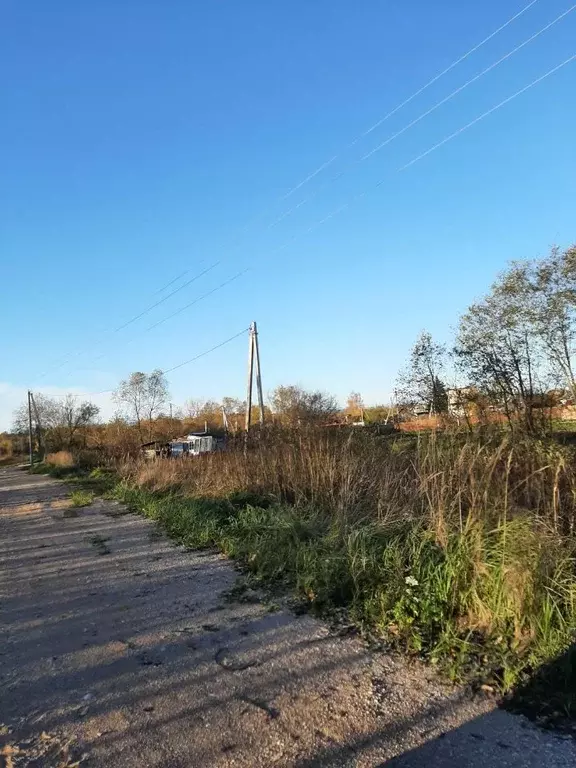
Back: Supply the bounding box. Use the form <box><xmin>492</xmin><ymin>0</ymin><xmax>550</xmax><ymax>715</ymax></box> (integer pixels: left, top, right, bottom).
<box><xmin>30</xmin><ymin>392</ymin><xmax>44</xmax><ymax>460</ymax></box>
<box><xmin>245</xmin><ymin>323</ymin><xmax>255</xmax><ymax>432</ymax></box>
<box><xmin>27</xmin><ymin>390</ymin><xmax>34</xmax><ymax>467</ymax></box>
<box><xmin>253</xmin><ymin>321</ymin><xmax>265</xmax><ymax>425</ymax></box>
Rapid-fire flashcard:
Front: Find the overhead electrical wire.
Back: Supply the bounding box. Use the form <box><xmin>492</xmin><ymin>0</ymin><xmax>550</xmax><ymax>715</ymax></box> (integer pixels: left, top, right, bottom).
<box><xmin>266</xmin><ymin>3</ymin><xmax>575</xmax><ymax>229</ymax></box>
<box><xmin>162</xmin><ymin>328</ymin><xmax>250</xmax><ymax>374</ymax></box>
<box><xmin>87</xmin><ymin>269</ymin><xmax>250</xmax><ymax>364</ymax></box>
<box><xmin>360</xmin><ymin>3</ymin><xmax>576</xmax><ymax>162</ymax></box>
<box><xmin>34</xmin><ymin>2</ymin><xmax>571</xmax><ymax>393</ymax></box>
<box><xmin>151</xmin><ymin>269</ymin><xmax>190</xmax><ymax>296</ymax></box>
<box><xmin>34</xmin><ymin>261</ymin><xmax>220</xmax><ymax>383</ymax></box>
<box><xmin>35</xmin><ymin>0</ymin><xmax>544</xmax><ymax>386</ymax></box>
<box><xmin>280</xmin><ymin>0</ymin><xmax>541</xmax><ymax>200</ymax></box>
<box><xmin>113</xmin><ymin>261</ymin><xmax>219</xmax><ymax>333</ymax></box>
<box><xmin>144</xmin><ymin>270</ymin><xmax>250</xmax><ymax>333</ymax></box>
<box><xmin>40</xmin><ymin>327</ymin><xmax>250</xmax><ymax>399</ymax></box>
<box><xmin>260</xmin><ymin>51</ymin><xmax>576</xmax><ymax>259</ymax></box>
<box><xmin>48</xmin><ymin>46</ymin><xmax>576</xmax><ymax>389</ymax></box>
<box><xmin>396</xmin><ymin>52</ymin><xmax>576</xmax><ymax>172</ymax></box>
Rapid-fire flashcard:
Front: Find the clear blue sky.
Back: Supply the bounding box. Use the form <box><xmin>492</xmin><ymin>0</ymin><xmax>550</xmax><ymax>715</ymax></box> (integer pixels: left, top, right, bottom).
<box><xmin>1</xmin><ymin>1</ymin><xmax>575</xmax><ymax>428</ymax></box>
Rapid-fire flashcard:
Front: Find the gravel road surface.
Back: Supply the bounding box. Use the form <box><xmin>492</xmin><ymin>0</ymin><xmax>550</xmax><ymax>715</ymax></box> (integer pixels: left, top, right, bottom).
<box><xmin>1</xmin><ymin>466</ymin><xmax>574</xmax><ymax>767</ymax></box>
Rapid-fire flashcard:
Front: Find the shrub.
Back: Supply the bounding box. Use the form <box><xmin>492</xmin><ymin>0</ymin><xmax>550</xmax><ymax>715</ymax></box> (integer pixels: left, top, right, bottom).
<box><xmin>45</xmin><ymin>451</ymin><xmax>75</xmax><ymax>467</ymax></box>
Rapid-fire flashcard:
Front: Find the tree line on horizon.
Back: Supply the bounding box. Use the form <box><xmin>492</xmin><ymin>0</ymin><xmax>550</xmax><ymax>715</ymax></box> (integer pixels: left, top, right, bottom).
<box><xmin>3</xmin><ymin>244</ymin><xmax>575</xmax><ymax>457</ymax></box>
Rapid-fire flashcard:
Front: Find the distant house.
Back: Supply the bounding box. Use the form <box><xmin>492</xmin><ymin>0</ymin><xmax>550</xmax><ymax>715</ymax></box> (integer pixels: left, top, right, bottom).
<box><xmin>447</xmin><ymin>387</ymin><xmax>475</xmax><ymax>418</ymax></box>
<box><xmin>140</xmin><ymin>432</ymin><xmax>224</xmax><ymax>460</ymax></box>
<box><xmin>170</xmin><ymin>432</ymin><xmax>224</xmax><ymax>457</ymax></box>
<box><xmin>140</xmin><ymin>440</ymin><xmax>170</xmax><ymax>459</ymax></box>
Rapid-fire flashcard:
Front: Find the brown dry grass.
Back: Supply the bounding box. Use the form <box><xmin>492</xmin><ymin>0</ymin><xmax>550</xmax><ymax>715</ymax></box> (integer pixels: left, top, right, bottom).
<box><xmin>121</xmin><ymin>428</ymin><xmax>576</xmax><ymax>535</ymax></box>
<box><xmin>45</xmin><ymin>450</ymin><xmax>75</xmax><ymax>467</ymax></box>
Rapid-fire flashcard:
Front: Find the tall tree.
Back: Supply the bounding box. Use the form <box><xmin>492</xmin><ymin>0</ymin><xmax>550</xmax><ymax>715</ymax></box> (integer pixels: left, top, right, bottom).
<box><xmin>397</xmin><ymin>331</ymin><xmax>448</xmax><ymax>414</ymax></box>
<box><xmin>270</xmin><ymin>385</ymin><xmax>339</xmax><ymax>425</ymax></box>
<box><xmin>12</xmin><ymin>393</ymin><xmax>99</xmax><ymax>450</ymax></box>
<box><xmin>221</xmin><ymin>397</ymin><xmax>245</xmax><ymax>416</ymax></box>
<box><xmin>455</xmin><ymin>264</ymin><xmax>542</xmax><ymax>431</ymax></box>
<box><xmin>113</xmin><ymin>370</ymin><xmax>169</xmax><ymax>440</ymax></box>
<box><xmin>531</xmin><ymin>245</ymin><xmax>576</xmax><ymax>401</ymax></box>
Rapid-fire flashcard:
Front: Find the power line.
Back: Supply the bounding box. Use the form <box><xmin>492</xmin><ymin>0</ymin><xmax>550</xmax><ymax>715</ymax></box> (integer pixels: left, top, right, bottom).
<box><xmin>39</xmin><ymin>327</ymin><xmax>250</xmax><ymax>398</ymax></box>
<box><xmin>32</xmin><ymin>3</ymin><xmax>542</xmax><ymax>386</ymax></box>
<box><xmin>266</xmin><ymin>3</ymin><xmax>574</xmax><ymax>230</ymax></box>
<box><xmin>152</xmin><ymin>270</ymin><xmax>190</xmax><ymax>296</ymax></box>
<box><xmin>162</xmin><ymin>328</ymin><xmax>250</xmax><ymax>374</ymax></box>
<box><xmin>31</xmin><ymin>3</ymin><xmax>566</xmax><ymax>390</ymax></box>
<box><xmin>63</xmin><ymin>52</ymin><xmax>575</xmax><ymax>390</ymax></box>
<box><xmin>68</xmin><ymin>270</ymin><xmax>249</xmax><ymax>370</ymax></box>
<box><xmin>50</xmin><ymin>2</ymin><xmax>543</xmax><ymax>373</ymax></box>
<box><xmin>360</xmin><ymin>3</ymin><xmax>576</xmax><ymax>162</ymax></box>
<box><xmin>145</xmin><ymin>270</ymin><xmax>249</xmax><ymax>332</ymax></box>
<box><xmin>263</xmin><ymin>51</ymin><xmax>576</xmax><ymax>257</ymax></box>
<box><xmin>113</xmin><ymin>261</ymin><xmax>219</xmax><ymax>332</ymax></box>
<box><xmin>280</xmin><ymin>0</ymin><xmax>541</xmax><ymax>200</ymax></box>
<box><xmin>397</xmin><ymin>52</ymin><xmax>576</xmax><ymax>172</ymax></box>
<box><xmin>34</xmin><ymin>261</ymin><xmax>219</xmax><ymax>383</ymax></box>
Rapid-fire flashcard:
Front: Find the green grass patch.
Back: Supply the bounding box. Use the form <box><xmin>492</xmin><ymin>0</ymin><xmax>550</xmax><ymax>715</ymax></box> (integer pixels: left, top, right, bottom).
<box><xmin>111</xmin><ymin>481</ymin><xmax>576</xmax><ymax>715</ymax></box>
<box><xmin>30</xmin><ymin>462</ymin><xmax>117</xmax><ymax>495</ymax></box>
<box><xmin>70</xmin><ymin>489</ymin><xmax>94</xmax><ymax>507</ymax></box>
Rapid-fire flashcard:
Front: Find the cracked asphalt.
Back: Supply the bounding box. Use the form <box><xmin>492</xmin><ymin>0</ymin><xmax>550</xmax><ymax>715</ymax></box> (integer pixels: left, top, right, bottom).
<box><xmin>1</xmin><ymin>466</ymin><xmax>575</xmax><ymax>767</ymax></box>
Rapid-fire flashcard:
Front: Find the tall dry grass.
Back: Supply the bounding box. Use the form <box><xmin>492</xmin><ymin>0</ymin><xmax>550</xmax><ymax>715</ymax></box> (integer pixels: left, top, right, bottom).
<box><xmin>45</xmin><ymin>450</ymin><xmax>75</xmax><ymax>467</ymax></box>
<box><xmin>123</xmin><ymin>429</ymin><xmax>576</xmax><ymax>536</ymax></box>
<box><xmin>117</xmin><ymin>428</ymin><xmax>576</xmax><ymax>697</ymax></box>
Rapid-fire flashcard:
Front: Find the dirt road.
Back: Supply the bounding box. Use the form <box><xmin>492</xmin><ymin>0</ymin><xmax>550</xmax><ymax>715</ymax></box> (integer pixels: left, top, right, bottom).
<box><xmin>1</xmin><ymin>466</ymin><xmax>574</xmax><ymax>767</ymax></box>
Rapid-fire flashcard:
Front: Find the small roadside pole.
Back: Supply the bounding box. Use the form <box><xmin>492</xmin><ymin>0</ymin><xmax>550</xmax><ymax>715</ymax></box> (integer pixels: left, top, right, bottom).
<box><xmin>27</xmin><ymin>390</ymin><xmax>34</xmax><ymax>467</ymax></box>
<box><xmin>30</xmin><ymin>392</ymin><xmax>44</xmax><ymax>461</ymax></box>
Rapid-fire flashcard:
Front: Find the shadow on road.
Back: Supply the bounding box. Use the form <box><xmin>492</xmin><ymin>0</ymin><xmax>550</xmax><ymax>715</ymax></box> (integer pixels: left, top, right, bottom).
<box><xmin>1</xmin><ymin>466</ymin><xmax>575</xmax><ymax>767</ymax></box>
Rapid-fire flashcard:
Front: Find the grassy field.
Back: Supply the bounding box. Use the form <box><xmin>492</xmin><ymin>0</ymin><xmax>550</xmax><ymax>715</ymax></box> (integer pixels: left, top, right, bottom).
<box><xmin>33</xmin><ymin>428</ymin><xmax>576</xmax><ymax>724</ymax></box>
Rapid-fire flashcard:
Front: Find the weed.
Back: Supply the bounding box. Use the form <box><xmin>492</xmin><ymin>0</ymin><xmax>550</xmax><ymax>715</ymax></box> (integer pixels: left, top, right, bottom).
<box><xmin>70</xmin><ymin>490</ymin><xmax>94</xmax><ymax>507</ymax></box>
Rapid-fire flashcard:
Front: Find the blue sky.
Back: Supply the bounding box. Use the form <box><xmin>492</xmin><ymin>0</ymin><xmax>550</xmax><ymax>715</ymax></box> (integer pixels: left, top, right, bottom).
<box><xmin>1</xmin><ymin>1</ymin><xmax>575</xmax><ymax>429</ymax></box>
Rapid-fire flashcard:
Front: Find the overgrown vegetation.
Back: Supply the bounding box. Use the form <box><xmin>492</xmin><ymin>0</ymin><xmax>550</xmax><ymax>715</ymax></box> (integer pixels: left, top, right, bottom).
<box><xmin>107</xmin><ymin>428</ymin><xmax>576</xmax><ymax>717</ymax></box>
<box><xmin>29</xmin><ymin>418</ymin><xmax>576</xmax><ymax>722</ymax></box>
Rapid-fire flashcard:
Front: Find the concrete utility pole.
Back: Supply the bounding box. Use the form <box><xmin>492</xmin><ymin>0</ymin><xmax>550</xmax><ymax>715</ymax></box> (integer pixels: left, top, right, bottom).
<box><xmin>253</xmin><ymin>321</ymin><xmax>265</xmax><ymax>425</ymax></box>
<box><xmin>245</xmin><ymin>323</ymin><xmax>255</xmax><ymax>432</ymax></box>
<box><xmin>27</xmin><ymin>390</ymin><xmax>34</xmax><ymax>467</ymax></box>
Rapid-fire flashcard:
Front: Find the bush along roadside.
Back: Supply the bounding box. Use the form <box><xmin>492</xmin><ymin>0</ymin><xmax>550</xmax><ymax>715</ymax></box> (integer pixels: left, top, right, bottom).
<box><xmin>31</xmin><ymin>460</ymin><xmax>576</xmax><ymax>727</ymax></box>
